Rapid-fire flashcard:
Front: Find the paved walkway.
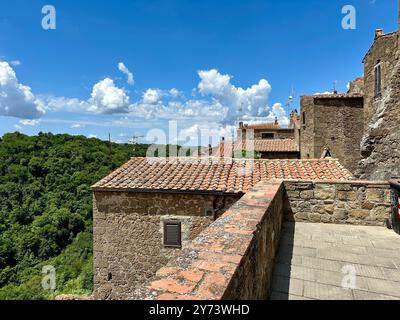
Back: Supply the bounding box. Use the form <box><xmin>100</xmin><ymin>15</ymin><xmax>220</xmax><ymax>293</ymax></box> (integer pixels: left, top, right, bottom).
<box><xmin>270</xmin><ymin>222</ymin><xmax>400</xmax><ymax>300</ymax></box>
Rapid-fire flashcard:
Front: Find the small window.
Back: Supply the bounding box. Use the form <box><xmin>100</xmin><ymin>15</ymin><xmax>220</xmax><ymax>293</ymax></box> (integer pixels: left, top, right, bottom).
<box><xmin>261</xmin><ymin>133</ymin><xmax>274</xmax><ymax>140</ymax></box>
<box><xmin>375</xmin><ymin>62</ymin><xmax>382</xmax><ymax>97</ymax></box>
<box><xmin>163</xmin><ymin>220</ymin><xmax>182</xmax><ymax>248</ymax></box>
<box><xmin>302</xmin><ymin>112</ymin><xmax>306</xmax><ymax>127</ymax></box>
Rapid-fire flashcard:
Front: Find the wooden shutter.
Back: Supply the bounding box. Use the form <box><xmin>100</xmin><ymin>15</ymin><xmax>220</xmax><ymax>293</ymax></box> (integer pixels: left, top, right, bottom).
<box><xmin>163</xmin><ymin>221</ymin><xmax>182</xmax><ymax>248</ymax></box>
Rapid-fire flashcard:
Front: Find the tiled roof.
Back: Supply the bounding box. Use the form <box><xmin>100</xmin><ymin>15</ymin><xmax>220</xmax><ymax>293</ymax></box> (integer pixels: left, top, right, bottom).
<box><xmin>312</xmin><ymin>93</ymin><xmax>363</xmax><ymax>99</ymax></box>
<box><xmin>243</xmin><ymin>123</ymin><xmax>280</xmax><ymax>130</ymax></box>
<box><xmin>92</xmin><ymin>157</ymin><xmax>353</xmax><ymax>194</ymax></box>
<box><xmin>214</xmin><ymin>139</ymin><xmax>299</xmax><ymax>155</ymax></box>
<box><xmin>236</xmin><ymin>139</ymin><xmax>299</xmax><ymax>153</ymax></box>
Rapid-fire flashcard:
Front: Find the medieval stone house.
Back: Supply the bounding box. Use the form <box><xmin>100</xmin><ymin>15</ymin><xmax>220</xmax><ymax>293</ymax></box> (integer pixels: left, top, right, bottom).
<box><xmin>224</xmin><ymin>112</ymin><xmax>301</xmax><ymax>159</ymax></box>
<box><xmin>299</xmin><ymin>92</ymin><xmax>364</xmax><ymax>173</ymax></box>
<box><xmin>91</xmin><ymin>156</ymin><xmax>352</xmax><ymax>299</ymax></box>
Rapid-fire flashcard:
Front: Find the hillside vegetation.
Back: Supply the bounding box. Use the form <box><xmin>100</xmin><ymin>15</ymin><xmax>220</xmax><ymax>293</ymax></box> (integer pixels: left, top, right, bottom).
<box><xmin>0</xmin><ymin>132</ymin><xmax>153</xmax><ymax>299</ymax></box>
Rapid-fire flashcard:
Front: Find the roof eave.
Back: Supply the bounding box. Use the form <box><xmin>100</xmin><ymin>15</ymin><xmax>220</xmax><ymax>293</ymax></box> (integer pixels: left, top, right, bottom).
<box><xmin>91</xmin><ymin>187</ymin><xmax>244</xmax><ymax>197</ymax></box>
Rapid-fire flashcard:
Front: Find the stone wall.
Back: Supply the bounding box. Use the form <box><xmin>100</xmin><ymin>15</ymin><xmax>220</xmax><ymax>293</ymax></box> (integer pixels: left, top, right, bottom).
<box><xmin>348</xmin><ymin>77</ymin><xmax>364</xmax><ymax>94</ymax></box>
<box><xmin>300</xmin><ymin>95</ymin><xmax>364</xmax><ymax>173</ymax></box>
<box><xmin>93</xmin><ymin>191</ymin><xmax>241</xmax><ymax>300</ymax></box>
<box><xmin>237</xmin><ymin>128</ymin><xmax>295</xmax><ymax>141</ymax></box>
<box><xmin>284</xmin><ymin>180</ymin><xmax>391</xmax><ymax>226</ymax></box>
<box><xmin>254</xmin><ymin>129</ymin><xmax>295</xmax><ymax>140</ymax></box>
<box><xmin>134</xmin><ymin>180</ymin><xmax>287</xmax><ymax>300</ymax></box>
<box><xmin>362</xmin><ymin>32</ymin><xmax>398</xmax><ymax>130</ymax></box>
<box><xmin>357</xmin><ymin>30</ymin><xmax>400</xmax><ymax>180</ymax></box>
<box><xmin>299</xmin><ymin>96</ymin><xmax>315</xmax><ymax>159</ymax></box>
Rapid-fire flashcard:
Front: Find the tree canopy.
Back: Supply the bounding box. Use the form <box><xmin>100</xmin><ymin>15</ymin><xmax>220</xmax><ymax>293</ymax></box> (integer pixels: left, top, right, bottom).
<box><xmin>0</xmin><ymin>132</ymin><xmax>155</xmax><ymax>299</ymax></box>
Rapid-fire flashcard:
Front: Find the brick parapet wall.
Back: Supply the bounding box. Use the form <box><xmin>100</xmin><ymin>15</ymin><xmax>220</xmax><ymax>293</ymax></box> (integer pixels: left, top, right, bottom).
<box><xmin>133</xmin><ymin>180</ymin><xmax>287</xmax><ymax>300</ymax></box>
<box><xmin>284</xmin><ymin>180</ymin><xmax>391</xmax><ymax>226</ymax></box>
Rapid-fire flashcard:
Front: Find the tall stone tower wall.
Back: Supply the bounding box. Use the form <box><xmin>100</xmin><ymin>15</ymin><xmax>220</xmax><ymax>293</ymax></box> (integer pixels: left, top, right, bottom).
<box><xmin>356</xmin><ymin>4</ymin><xmax>400</xmax><ymax>180</ymax></box>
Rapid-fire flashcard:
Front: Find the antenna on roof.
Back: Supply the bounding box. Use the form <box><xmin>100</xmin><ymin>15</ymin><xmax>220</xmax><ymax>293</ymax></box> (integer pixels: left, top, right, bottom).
<box><xmin>286</xmin><ymin>86</ymin><xmax>296</xmax><ymax>114</ymax></box>
<box><xmin>130</xmin><ymin>135</ymin><xmax>145</xmax><ymax>153</ymax></box>
<box><xmin>333</xmin><ymin>80</ymin><xmax>338</xmax><ymax>94</ymax></box>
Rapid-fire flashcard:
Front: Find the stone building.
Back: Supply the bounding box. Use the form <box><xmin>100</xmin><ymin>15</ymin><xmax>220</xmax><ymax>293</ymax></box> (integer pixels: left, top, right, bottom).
<box><xmin>356</xmin><ymin>5</ymin><xmax>400</xmax><ymax>180</ymax></box>
<box><xmin>230</xmin><ymin>112</ymin><xmax>301</xmax><ymax>159</ymax></box>
<box><xmin>237</xmin><ymin>110</ymin><xmax>301</xmax><ymax>142</ymax></box>
<box><xmin>299</xmin><ymin>93</ymin><xmax>364</xmax><ymax>173</ymax></box>
<box><xmin>91</xmin><ymin>156</ymin><xmax>352</xmax><ymax>299</ymax></box>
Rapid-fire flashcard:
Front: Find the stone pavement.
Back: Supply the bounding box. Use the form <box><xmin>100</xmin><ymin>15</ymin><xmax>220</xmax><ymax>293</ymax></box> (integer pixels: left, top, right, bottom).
<box><xmin>270</xmin><ymin>222</ymin><xmax>400</xmax><ymax>300</ymax></box>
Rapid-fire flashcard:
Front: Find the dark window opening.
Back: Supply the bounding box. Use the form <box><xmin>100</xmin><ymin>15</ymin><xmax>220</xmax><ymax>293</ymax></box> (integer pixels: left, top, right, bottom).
<box><xmin>261</xmin><ymin>133</ymin><xmax>274</xmax><ymax>140</ymax></box>
<box><xmin>375</xmin><ymin>62</ymin><xmax>382</xmax><ymax>97</ymax></box>
<box><xmin>163</xmin><ymin>220</ymin><xmax>182</xmax><ymax>248</ymax></box>
<box><xmin>302</xmin><ymin>112</ymin><xmax>306</xmax><ymax>127</ymax></box>
<box><xmin>107</xmin><ymin>272</ymin><xmax>112</xmax><ymax>281</ymax></box>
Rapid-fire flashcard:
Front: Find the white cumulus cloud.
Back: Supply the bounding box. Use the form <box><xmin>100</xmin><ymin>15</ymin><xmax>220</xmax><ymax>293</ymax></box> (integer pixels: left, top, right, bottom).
<box><xmin>0</xmin><ymin>62</ymin><xmax>290</xmax><ymax>137</ymax></box>
<box><xmin>118</xmin><ymin>62</ymin><xmax>134</xmax><ymax>85</ymax></box>
<box><xmin>197</xmin><ymin>69</ymin><xmax>272</xmax><ymax>123</ymax></box>
<box><xmin>142</xmin><ymin>88</ymin><xmax>162</xmax><ymax>105</ymax></box>
<box><xmin>88</xmin><ymin>78</ymin><xmax>130</xmax><ymax>114</ymax></box>
<box><xmin>0</xmin><ymin>61</ymin><xmax>45</xmax><ymax>119</ymax></box>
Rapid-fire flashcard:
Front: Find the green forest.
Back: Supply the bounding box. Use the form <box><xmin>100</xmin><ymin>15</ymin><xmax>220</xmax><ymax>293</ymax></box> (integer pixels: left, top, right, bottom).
<box><xmin>0</xmin><ymin>132</ymin><xmax>154</xmax><ymax>299</ymax></box>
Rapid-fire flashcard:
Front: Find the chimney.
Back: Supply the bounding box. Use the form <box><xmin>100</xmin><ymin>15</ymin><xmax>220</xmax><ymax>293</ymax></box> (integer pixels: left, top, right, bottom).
<box><xmin>239</xmin><ymin>121</ymin><xmax>244</xmax><ymax>128</ymax></box>
<box><xmin>219</xmin><ymin>137</ymin><xmax>225</xmax><ymax>158</ymax></box>
<box><xmin>375</xmin><ymin>29</ymin><xmax>384</xmax><ymax>40</ymax></box>
<box><xmin>274</xmin><ymin>117</ymin><xmax>278</xmax><ymax>125</ymax></box>
<box><xmin>208</xmin><ymin>144</ymin><xmax>212</xmax><ymax>156</ymax></box>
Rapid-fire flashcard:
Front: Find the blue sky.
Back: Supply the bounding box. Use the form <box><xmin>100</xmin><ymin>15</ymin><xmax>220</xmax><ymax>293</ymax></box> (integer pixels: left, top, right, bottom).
<box><xmin>0</xmin><ymin>0</ymin><xmax>398</xmax><ymax>146</ymax></box>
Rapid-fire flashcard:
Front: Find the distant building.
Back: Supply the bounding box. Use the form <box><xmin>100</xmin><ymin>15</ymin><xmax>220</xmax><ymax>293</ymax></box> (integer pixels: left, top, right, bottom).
<box><xmin>231</xmin><ymin>112</ymin><xmax>301</xmax><ymax>159</ymax></box>
<box><xmin>299</xmin><ymin>92</ymin><xmax>364</xmax><ymax>173</ymax></box>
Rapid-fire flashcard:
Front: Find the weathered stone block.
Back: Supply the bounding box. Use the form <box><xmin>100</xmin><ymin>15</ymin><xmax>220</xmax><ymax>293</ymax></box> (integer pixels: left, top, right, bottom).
<box><xmin>300</xmin><ymin>190</ymin><xmax>314</xmax><ymax>200</ymax></box>
<box><xmin>366</xmin><ymin>188</ymin><xmax>384</xmax><ymax>202</ymax></box>
<box><xmin>333</xmin><ymin>209</ymin><xmax>348</xmax><ymax>220</ymax></box>
<box><xmin>337</xmin><ymin>191</ymin><xmax>357</xmax><ymax>201</ymax></box>
<box><xmin>287</xmin><ymin>191</ymin><xmax>300</xmax><ymax>198</ymax></box>
<box><xmin>314</xmin><ymin>185</ymin><xmax>335</xmax><ymax>200</ymax></box>
<box><xmin>362</xmin><ymin>201</ymin><xmax>375</xmax><ymax>210</ymax></box>
<box><xmin>308</xmin><ymin>213</ymin><xmax>322</xmax><ymax>223</ymax></box>
<box><xmin>295</xmin><ymin>212</ymin><xmax>310</xmax><ymax>221</ymax></box>
<box><xmin>321</xmin><ymin>214</ymin><xmax>334</xmax><ymax>223</ymax></box>
<box><xmin>350</xmin><ymin>209</ymin><xmax>370</xmax><ymax>219</ymax></box>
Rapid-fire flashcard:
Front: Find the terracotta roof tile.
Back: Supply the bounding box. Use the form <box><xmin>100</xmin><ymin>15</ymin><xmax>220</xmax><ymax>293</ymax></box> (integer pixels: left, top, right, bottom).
<box><xmin>244</xmin><ymin>123</ymin><xmax>280</xmax><ymax>130</ymax></box>
<box><xmin>92</xmin><ymin>157</ymin><xmax>353</xmax><ymax>194</ymax></box>
<box><xmin>235</xmin><ymin>139</ymin><xmax>299</xmax><ymax>153</ymax></box>
<box><xmin>312</xmin><ymin>93</ymin><xmax>363</xmax><ymax>99</ymax></box>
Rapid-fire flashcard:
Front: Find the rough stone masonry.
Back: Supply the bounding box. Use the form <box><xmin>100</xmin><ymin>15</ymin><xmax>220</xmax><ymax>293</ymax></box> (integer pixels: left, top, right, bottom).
<box><xmin>356</xmin><ymin>4</ymin><xmax>400</xmax><ymax>180</ymax></box>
